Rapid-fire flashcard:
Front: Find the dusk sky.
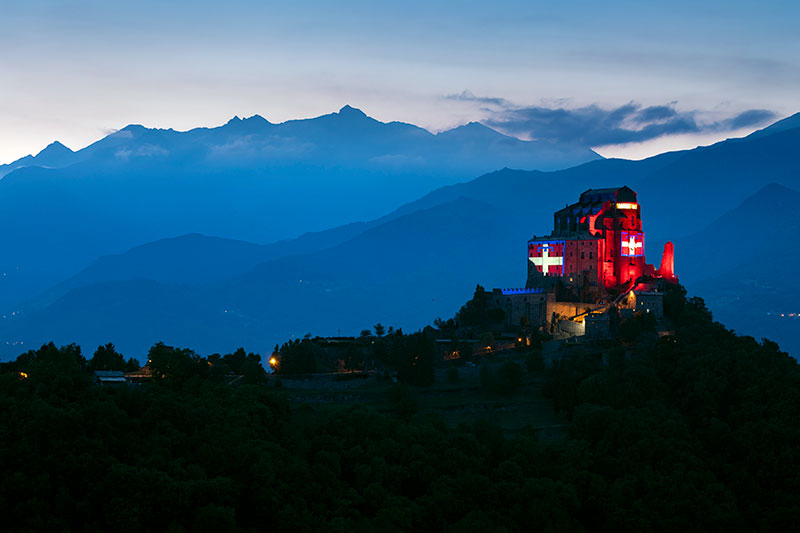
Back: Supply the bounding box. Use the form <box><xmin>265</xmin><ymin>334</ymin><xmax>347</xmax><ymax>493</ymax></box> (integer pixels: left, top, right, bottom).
<box><xmin>2</xmin><ymin>0</ymin><xmax>798</xmax><ymax>163</ymax></box>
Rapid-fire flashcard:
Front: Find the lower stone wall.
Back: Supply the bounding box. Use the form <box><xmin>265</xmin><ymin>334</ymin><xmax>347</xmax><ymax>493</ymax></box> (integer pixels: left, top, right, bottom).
<box><xmin>487</xmin><ymin>290</ymin><xmax>548</xmax><ymax>328</ymax></box>
<box><xmin>557</xmin><ymin>319</ymin><xmax>585</xmax><ymax>336</ymax></box>
<box><xmin>634</xmin><ymin>291</ymin><xmax>664</xmax><ymax>318</ymax></box>
<box><xmin>548</xmin><ymin>301</ymin><xmax>606</xmax><ymax>321</ymax></box>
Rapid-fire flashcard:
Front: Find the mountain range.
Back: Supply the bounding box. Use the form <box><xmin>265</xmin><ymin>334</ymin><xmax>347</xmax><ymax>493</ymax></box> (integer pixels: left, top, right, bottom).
<box><xmin>681</xmin><ymin>182</ymin><xmax>800</xmax><ymax>355</ymax></box>
<box><xmin>0</xmin><ymin>106</ymin><xmax>599</xmax><ymax>311</ymax></box>
<box><xmin>1</xmin><ymin>111</ymin><xmax>798</xmax><ymax>359</ymax></box>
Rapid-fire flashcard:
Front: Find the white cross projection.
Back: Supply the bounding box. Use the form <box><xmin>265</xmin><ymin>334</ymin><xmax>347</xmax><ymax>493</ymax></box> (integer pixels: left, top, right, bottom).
<box><xmin>530</xmin><ymin>245</ymin><xmax>563</xmax><ymax>274</ymax></box>
<box><xmin>623</xmin><ymin>234</ymin><xmax>642</xmax><ymax>256</ymax></box>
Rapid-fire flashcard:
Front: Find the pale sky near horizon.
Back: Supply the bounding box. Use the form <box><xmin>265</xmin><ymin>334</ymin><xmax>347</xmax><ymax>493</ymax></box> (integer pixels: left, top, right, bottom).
<box><xmin>1</xmin><ymin>0</ymin><xmax>798</xmax><ymax>164</ymax></box>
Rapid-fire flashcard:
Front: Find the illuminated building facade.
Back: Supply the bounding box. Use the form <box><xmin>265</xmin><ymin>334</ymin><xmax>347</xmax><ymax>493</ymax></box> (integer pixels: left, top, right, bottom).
<box><xmin>527</xmin><ymin>187</ymin><xmax>661</xmax><ymax>291</ymax></box>
<box><xmin>488</xmin><ymin>186</ymin><xmax>676</xmax><ymax>333</ymax></box>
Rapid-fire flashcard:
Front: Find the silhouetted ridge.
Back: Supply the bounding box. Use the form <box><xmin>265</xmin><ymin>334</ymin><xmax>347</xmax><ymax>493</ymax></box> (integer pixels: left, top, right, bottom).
<box><xmin>338</xmin><ymin>104</ymin><xmax>368</xmax><ymax>117</ymax></box>
<box><xmin>36</xmin><ymin>141</ymin><xmax>73</xmax><ymax>158</ymax></box>
<box><xmin>118</xmin><ymin>124</ymin><xmax>147</xmax><ymax>135</ymax></box>
<box><xmin>746</xmin><ymin>112</ymin><xmax>800</xmax><ymax>139</ymax></box>
<box><xmin>222</xmin><ymin>114</ymin><xmax>272</xmax><ymax>131</ymax></box>
<box><xmin>0</xmin><ymin>104</ymin><xmax>605</xmax><ymax>317</ymax></box>
<box><xmin>437</xmin><ymin>122</ymin><xmax>501</xmax><ymax>138</ymax></box>
<box><xmin>1</xmin><ymin>111</ymin><xmax>799</xmax><ymax>359</ymax></box>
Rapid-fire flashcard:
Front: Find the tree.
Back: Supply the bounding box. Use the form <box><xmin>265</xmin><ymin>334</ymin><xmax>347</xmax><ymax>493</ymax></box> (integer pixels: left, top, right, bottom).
<box><xmin>374</xmin><ymin>323</ymin><xmax>386</xmax><ymax>337</ymax></box>
<box><xmin>11</xmin><ymin>342</ymin><xmax>89</xmax><ymax>398</ymax></box>
<box><xmin>434</xmin><ymin>317</ymin><xmax>457</xmax><ymax>338</ymax></box>
<box><xmin>456</xmin><ymin>284</ymin><xmax>489</xmax><ymax>327</ymax></box>
<box><xmin>277</xmin><ymin>338</ymin><xmax>319</xmax><ymax>374</ymax></box>
<box><xmin>88</xmin><ymin>343</ymin><xmax>126</xmax><ymax>372</ymax></box>
<box><xmin>207</xmin><ymin>353</ymin><xmax>233</xmax><ymax>378</ymax></box>
<box><xmin>479</xmin><ymin>332</ymin><xmax>495</xmax><ymax>351</ymax></box>
<box><xmin>124</xmin><ymin>357</ymin><xmax>140</xmax><ymax>372</ymax></box>
<box><xmin>147</xmin><ymin>342</ymin><xmax>204</xmax><ymax>386</ymax></box>
<box><xmin>344</xmin><ymin>345</ymin><xmax>364</xmax><ymax>371</ymax></box>
<box><xmin>241</xmin><ymin>356</ymin><xmax>267</xmax><ymax>384</ymax></box>
<box><xmin>394</xmin><ymin>331</ymin><xmax>436</xmax><ymax>386</ymax></box>
<box><xmin>525</xmin><ymin>350</ymin><xmax>545</xmax><ymax>373</ymax></box>
<box><xmin>389</xmin><ymin>383</ymin><xmax>418</xmax><ymax>418</ymax></box>
<box><xmin>480</xmin><ymin>361</ymin><xmax>522</xmax><ymax>394</ymax></box>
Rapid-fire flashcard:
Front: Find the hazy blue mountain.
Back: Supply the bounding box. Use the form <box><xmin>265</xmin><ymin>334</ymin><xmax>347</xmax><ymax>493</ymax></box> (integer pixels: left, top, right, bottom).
<box><xmin>389</xmin><ymin>115</ymin><xmax>800</xmax><ymax>247</ymax></box>
<box><xmin>680</xmin><ymin>183</ymin><xmax>800</xmax><ymax>355</ymax></box>
<box><xmin>0</xmin><ymin>197</ymin><xmax>531</xmax><ymax>357</ymax></box>
<box><xmin>17</xmin><ymin>223</ymin><xmax>373</xmax><ymax>315</ymax></box>
<box><xmin>0</xmin><ymin>106</ymin><xmax>600</xmax><ymax>311</ymax></box>
<box><xmin>744</xmin><ymin>111</ymin><xmax>800</xmax><ymax>140</ymax></box>
<box><xmin>0</xmin><ymin>141</ymin><xmax>78</xmax><ymax>178</ymax></box>
<box><xmin>2</xmin><ymin>112</ymin><xmax>798</xmax><ymax>360</ymax></box>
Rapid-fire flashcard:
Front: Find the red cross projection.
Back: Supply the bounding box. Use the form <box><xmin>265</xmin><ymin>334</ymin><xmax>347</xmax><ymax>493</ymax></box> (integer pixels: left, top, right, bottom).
<box><xmin>529</xmin><ymin>241</ymin><xmax>565</xmax><ymax>275</ymax></box>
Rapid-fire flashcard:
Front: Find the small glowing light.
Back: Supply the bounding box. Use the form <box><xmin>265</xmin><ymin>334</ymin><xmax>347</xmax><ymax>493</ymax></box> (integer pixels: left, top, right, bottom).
<box><xmin>19</xmin><ymin>371</ymin><xmax>28</xmax><ymax>379</ymax></box>
<box><xmin>269</xmin><ymin>356</ymin><xmax>278</xmax><ymax>367</ymax></box>
<box><xmin>629</xmin><ymin>291</ymin><xmax>635</xmax><ymax>299</ymax></box>
<box><xmin>616</xmin><ymin>202</ymin><xmax>638</xmax><ymax>210</ymax></box>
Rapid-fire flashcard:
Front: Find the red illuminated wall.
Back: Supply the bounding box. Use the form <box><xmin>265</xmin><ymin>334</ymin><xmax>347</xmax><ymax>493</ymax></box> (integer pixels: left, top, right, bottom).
<box><xmin>658</xmin><ymin>241</ymin><xmax>676</xmax><ymax>280</ymax></box>
<box><xmin>562</xmin><ymin>240</ymin><xmax>600</xmax><ymax>278</ymax></box>
<box><xmin>592</xmin><ymin>201</ymin><xmax>646</xmax><ymax>288</ymax></box>
<box><xmin>529</xmin><ymin>187</ymin><xmax>669</xmax><ymax>291</ymax></box>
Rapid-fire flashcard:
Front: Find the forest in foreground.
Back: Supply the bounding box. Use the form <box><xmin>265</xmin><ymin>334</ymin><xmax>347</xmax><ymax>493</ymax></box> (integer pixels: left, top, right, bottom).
<box><xmin>2</xmin><ymin>286</ymin><xmax>799</xmax><ymax>532</ymax></box>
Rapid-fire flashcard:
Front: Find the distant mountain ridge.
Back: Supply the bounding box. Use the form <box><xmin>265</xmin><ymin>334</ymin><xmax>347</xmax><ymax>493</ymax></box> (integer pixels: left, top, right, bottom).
<box><xmin>0</xmin><ymin>141</ymin><xmax>77</xmax><ymax>177</ymax></box>
<box><xmin>0</xmin><ymin>106</ymin><xmax>601</xmax><ymax>311</ymax></box>
<box><xmin>1</xmin><ymin>112</ymin><xmax>798</xmax><ymax>360</ymax></box>
<box><xmin>680</xmin><ymin>183</ymin><xmax>800</xmax><ymax>356</ymax></box>
<box><xmin>1</xmin><ymin>106</ymin><xmax>599</xmax><ymax>177</ymax></box>
<box><xmin>389</xmin><ymin>116</ymin><xmax>800</xmax><ymax>244</ymax></box>
<box><xmin>744</xmin><ymin>111</ymin><xmax>800</xmax><ymax>139</ymax></box>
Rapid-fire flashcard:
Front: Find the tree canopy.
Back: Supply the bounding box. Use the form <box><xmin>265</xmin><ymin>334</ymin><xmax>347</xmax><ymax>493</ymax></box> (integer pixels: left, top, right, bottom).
<box><xmin>2</xmin><ymin>285</ymin><xmax>799</xmax><ymax>530</ymax></box>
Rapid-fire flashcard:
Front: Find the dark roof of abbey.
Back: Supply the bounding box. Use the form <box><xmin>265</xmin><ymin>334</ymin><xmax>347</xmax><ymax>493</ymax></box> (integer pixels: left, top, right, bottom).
<box><xmin>554</xmin><ymin>186</ymin><xmax>637</xmax><ymax>217</ymax></box>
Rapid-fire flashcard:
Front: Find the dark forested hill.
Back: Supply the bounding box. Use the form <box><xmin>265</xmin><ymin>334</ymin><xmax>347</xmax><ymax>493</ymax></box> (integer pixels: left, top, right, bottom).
<box><xmin>2</xmin><ymin>287</ymin><xmax>799</xmax><ymax>531</ymax></box>
<box><xmin>1</xmin><ymin>198</ymin><xmax>529</xmax><ymax>356</ymax></box>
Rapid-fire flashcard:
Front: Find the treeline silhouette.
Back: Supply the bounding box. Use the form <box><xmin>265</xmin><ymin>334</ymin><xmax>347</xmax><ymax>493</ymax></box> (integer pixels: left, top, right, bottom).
<box><xmin>2</xmin><ymin>285</ymin><xmax>799</xmax><ymax>531</ymax></box>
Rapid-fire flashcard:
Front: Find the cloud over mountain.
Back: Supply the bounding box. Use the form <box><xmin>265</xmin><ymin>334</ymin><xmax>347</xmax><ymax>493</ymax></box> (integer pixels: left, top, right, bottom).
<box><xmin>447</xmin><ymin>91</ymin><xmax>777</xmax><ymax>147</ymax></box>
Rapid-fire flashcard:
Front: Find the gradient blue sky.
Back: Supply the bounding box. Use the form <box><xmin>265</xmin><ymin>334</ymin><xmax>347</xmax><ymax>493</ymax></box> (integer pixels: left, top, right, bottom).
<box><xmin>2</xmin><ymin>0</ymin><xmax>798</xmax><ymax>163</ymax></box>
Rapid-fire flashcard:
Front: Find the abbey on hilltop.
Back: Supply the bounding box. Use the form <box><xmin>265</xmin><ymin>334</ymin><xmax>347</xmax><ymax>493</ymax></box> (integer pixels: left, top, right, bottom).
<box><xmin>488</xmin><ymin>186</ymin><xmax>677</xmax><ymax>335</ymax></box>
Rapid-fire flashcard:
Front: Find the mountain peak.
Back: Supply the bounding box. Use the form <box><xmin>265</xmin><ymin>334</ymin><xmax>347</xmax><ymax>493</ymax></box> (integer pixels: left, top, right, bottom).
<box><xmin>119</xmin><ymin>124</ymin><xmax>146</xmax><ymax>134</ymax></box>
<box><xmin>36</xmin><ymin>140</ymin><xmax>73</xmax><ymax>158</ymax></box>
<box><xmin>752</xmin><ymin>182</ymin><xmax>799</xmax><ymax>200</ymax></box>
<box><xmin>244</xmin><ymin>114</ymin><xmax>270</xmax><ymax>124</ymax></box>
<box><xmin>463</xmin><ymin>121</ymin><xmax>493</xmax><ymax>131</ymax></box>
<box><xmin>437</xmin><ymin>121</ymin><xmax>504</xmax><ymax>139</ymax></box>
<box><xmin>224</xmin><ymin>114</ymin><xmax>271</xmax><ymax>128</ymax></box>
<box><xmin>746</xmin><ymin>111</ymin><xmax>800</xmax><ymax>140</ymax></box>
<box><xmin>338</xmin><ymin>105</ymin><xmax>367</xmax><ymax>118</ymax></box>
